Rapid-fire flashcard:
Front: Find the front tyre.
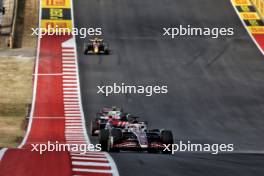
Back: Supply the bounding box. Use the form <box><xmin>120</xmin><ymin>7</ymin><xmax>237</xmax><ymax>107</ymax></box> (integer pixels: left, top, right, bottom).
<box><xmin>108</xmin><ymin>129</ymin><xmax>122</xmax><ymax>152</ymax></box>
<box><xmin>160</xmin><ymin>130</ymin><xmax>173</xmax><ymax>154</ymax></box>
<box><xmin>99</xmin><ymin>129</ymin><xmax>110</xmax><ymax>151</ymax></box>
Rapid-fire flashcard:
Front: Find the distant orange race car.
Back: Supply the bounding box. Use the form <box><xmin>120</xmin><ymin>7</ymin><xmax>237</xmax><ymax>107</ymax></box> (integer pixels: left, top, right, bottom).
<box><xmin>84</xmin><ymin>38</ymin><xmax>110</xmax><ymax>55</ymax></box>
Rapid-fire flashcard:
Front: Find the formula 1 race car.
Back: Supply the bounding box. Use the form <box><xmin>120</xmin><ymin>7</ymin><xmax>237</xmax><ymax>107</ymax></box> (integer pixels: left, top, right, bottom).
<box><xmin>99</xmin><ymin>117</ymin><xmax>174</xmax><ymax>153</ymax></box>
<box><xmin>84</xmin><ymin>38</ymin><xmax>110</xmax><ymax>55</ymax></box>
<box><xmin>90</xmin><ymin>107</ymin><xmax>128</xmax><ymax>136</ymax></box>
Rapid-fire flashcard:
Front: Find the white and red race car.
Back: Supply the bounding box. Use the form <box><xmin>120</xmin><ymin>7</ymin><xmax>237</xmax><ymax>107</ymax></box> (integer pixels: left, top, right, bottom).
<box><xmin>99</xmin><ymin>117</ymin><xmax>174</xmax><ymax>153</ymax></box>
<box><xmin>90</xmin><ymin>107</ymin><xmax>129</xmax><ymax>136</ymax></box>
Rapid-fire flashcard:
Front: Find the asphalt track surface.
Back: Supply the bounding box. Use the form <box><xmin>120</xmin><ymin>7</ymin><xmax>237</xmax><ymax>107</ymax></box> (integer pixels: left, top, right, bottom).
<box><xmin>74</xmin><ymin>0</ymin><xmax>264</xmax><ymax>176</ymax></box>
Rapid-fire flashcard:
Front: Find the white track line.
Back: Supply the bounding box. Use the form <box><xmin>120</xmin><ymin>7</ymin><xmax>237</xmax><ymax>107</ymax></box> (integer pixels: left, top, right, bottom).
<box><xmin>65</xmin><ymin>108</ymin><xmax>80</xmax><ymax>110</ymax></box>
<box><xmin>72</xmin><ymin>161</ymin><xmax>110</xmax><ymax>167</ymax></box>
<box><xmin>63</xmin><ymin>88</ymin><xmax>78</xmax><ymax>90</ymax></box>
<box><xmin>71</xmin><ymin>157</ymin><xmax>108</xmax><ymax>161</ymax></box>
<box><xmin>63</xmin><ymin>75</ymin><xmax>77</xmax><ymax>78</ymax></box>
<box><xmin>67</xmin><ymin>0</ymin><xmax>119</xmax><ymax>175</ymax></box>
<box><xmin>62</xmin><ymin>49</ymin><xmax>74</xmax><ymax>52</ymax></box>
<box><xmin>72</xmin><ymin>168</ymin><xmax>113</xmax><ymax>174</ymax></box>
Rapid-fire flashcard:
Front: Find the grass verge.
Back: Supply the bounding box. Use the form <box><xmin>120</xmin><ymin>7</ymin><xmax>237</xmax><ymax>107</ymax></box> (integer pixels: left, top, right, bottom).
<box><xmin>0</xmin><ymin>57</ymin><xmax>34</xmax><ymax>147</ymax></box>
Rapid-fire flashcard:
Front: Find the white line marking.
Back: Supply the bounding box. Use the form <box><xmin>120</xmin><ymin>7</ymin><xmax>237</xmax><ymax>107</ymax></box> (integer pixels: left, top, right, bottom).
<box><xmin>66</xmin><ymin>137</ymin><xmax>85</xmax><ymax>140</ymax></box>
<box><xmin>64</xmin><ymin>99</ymin><xmax>79</xmax><ymax>102</ymax></box>
<box><xmin>64</xmin><ymin>102</ymin><xmax>80</xmax><ymax>104</ymax></box>
<box><xmin>67</xmin><ymin>4</ymin><xmax>92</xmax><ymax>146</ymax></box>
<box><xmin>63</xmin><ymin>79</ymin><xmax>77</xmax><ymax>83</ymax></box>
<box><xmin>65</xmin><ymin>132</ymin><xmax>84</xmax><ymax>134</ymax></box>
<box><xmin>66</xmin><ymin>120</ymin><xmax>82</xmax><ymax>124</ymax></box>
<box><xmin>65</xmin><ymin>123</ymin><xmax>82</xmax><ymax>126</ymax></box>
<box><xmin>62</xmin><ymin>53</ymin><xmax>75</xmax><ymax>56</ymax></box>
<box><xmin>65</xmin><ymin>110</ymin><xmax>81</xmax><ymax>113</ymax></box>
<box><xmin>62</xmin><ymin>61</ymin><xmax>76</xmax><ymax>64</ymax></box>
<box><xmin>63</xmin><ymin>72</ymin><xmax>76</xmax><ymax>75</ymax></box>
<box><xmin>65</xmin><ymin>126</ymin><xmax>82</xmax><ymax>129</ymax></box>
<box><xmin>63</xmin><ymin>68</ymin><xmax>77</xmax><ymax>71</ymax></box>
<box><xmin>71</xmin><ymin>157</ymin><xmax>108</xmax><ymax>161</ymax></box>
<box><xmin>65</xmin><ymin>133</ymin><xmax>84</xmax><ymax>135</ymax></box>
<box><xmin>70</xmin><ymin>152</ymin><xmax>106</xmax><ymax>156</ymax></box>
<box><xmin>63</xmin><ymin>83</ymin><xmax>78</xmax><ymax>86</ymax></box>
<box><xmin>63</xmin><ymin>70</ymin><xmax>77</xmax><ymax>73</ymax></box>
<box><xmin>62</xmin><ymin>57</ymin><xmax>75</xmax><ymax>60</ymax></box>
<box><xmin>65</xmin><ymin>117</ymin><xmax>82</xmax><ymax>120</ymax></box>
<box><xmin>63</xmin><ymin>64</ymin><xmax>76</xmax><ymax>67</ymax></box>
<box><xmin>65</xmin><ymin>122</ymin><xmax>82</xmax><ymax>125</ymax></box>
<box><xmin>72</xmin><ymin>168</ymin><xmax>113</xmax><ymax>174</ymax></box>
<box><xmin>63</xmin><ymin>79</ymin><xmax>77</xmax><ymax>82</ymax></box>
<box><xmin>66</xmin><ymin>137</ymin><xmax>84</xmax><ymax>140</ymax></box>
<box><xmin>63</xmin><ymin>75</ymin><xmax>77</xmax><ymax>78</ymax></box>
<box><xmin>63</xmin><ymin>87</ymin><xmax>78</xmax><ymax>90</ymax></box>
<box><xmin>70</xmin><ymin>155</ymin><xmax>107</xmax><ymax>158</ymax></box>
<box><xmin>65</xmin><ymin>114</ymin><xmax>81</xmax><ymax>117</ymax></box>
<box><xmin>63</xmin><ymin>95</ymin><xmax>78</xmax><ymax>98</ymax></box>
<box><xmin>72</xmin><ymin>161</ymin><xmax>110</xmax><ymax>167</ymax></box>
<box><xmin>31</xmin><ymin>117</ymin><xmax>65</xmax><ymax>119</ymax></box>
<box><xmin>65</xmin><ymin>135</ymin><xmax>84</xmax><ymax>137</ymax></box>
<box><xmin>64</xmin><ymin>105</ymin><xmax>80</xmax><ymax>108</ymax></box>
<box><xmin>65</xmin><ymin>2</ymin><xmax>119</xmax><ymax>173</ymax></box>
<box><xmin>63</xmin><ymin>93</ymin><xmax>78</xmax><ymax>96</ymax></box>
<box><xmin>64</xmin><ymin>102</ymin><xmax>79</xmax><ymax>105</ymax></box>
<box><xmin>63</xmin><ymin>66</ymin><xmax>77</xmax><ymax>69</ymax></box>
<box><xmin>66</xmin><ymin>131</ymin><xmax>83</xmax><ymax>135</ymax></box>
<box><xmin>62</xmin><ymin>49</ymin><xmax>74</xmax><ymax>52</ymax></box>
<box><xmin>65</xmin><ymin>108</ymin><xmax>80</xmax><ymax>110</ymax></box>
<box><xmin>64</xmin><ymin>113</ymin><xmax>81</xmax><ymax>115</ymax></box>
<box><xmin>66</xmin><ymin>138</ymin><xmax>86</xmax><ymax>141</ymax></box>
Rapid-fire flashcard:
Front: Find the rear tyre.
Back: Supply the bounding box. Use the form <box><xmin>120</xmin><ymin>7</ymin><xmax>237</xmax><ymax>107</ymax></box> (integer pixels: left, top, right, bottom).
<box><xmin>99</xmin><ymin>129</ymin><xmax>109</xmax><ymax>151</ymax></box>
<box><xmin>160</xmin><ymin>130</ymin><xmax>173</xmax><ymax>154</ymax></box>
